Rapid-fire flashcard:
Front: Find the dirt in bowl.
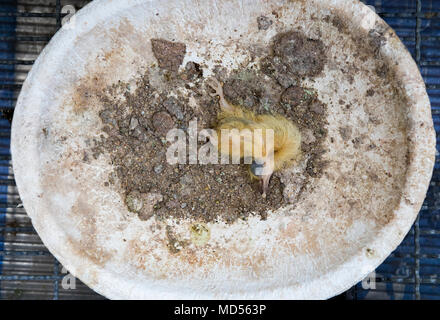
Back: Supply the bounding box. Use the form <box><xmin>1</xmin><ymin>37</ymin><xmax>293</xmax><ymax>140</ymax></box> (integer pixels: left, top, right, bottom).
<box><xmin>151</xmin><ymin>39</ymin><xmax>187</xmax><ymax>72</ymax></box>
<box><xmin>261</xmin><ymin>30</ymin><xmax>327</xmax><ymax>88</ymax></box>
<box><xmin>90</xmin><ymin>32</ymin><xmax>329</xmax><ymax>224</ymax></box>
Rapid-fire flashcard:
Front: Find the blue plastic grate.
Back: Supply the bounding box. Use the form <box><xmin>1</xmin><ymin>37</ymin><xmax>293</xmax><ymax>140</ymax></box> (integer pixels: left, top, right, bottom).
<box><xmin>0</xmin><ymin>0</ymin><xmax>439</xmax><ymax>300</ymax></box>
<box><xmin>0</xmin><ymin>0</ymin><xmax>16</xmax><ymax>300</ymax></box>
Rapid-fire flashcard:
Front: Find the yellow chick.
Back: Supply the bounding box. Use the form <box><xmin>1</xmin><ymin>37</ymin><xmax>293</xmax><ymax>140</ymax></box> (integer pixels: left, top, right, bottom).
<box><xmin>207</xmin><ymin>78</ymin><xmax>302</xmax><ymax>198</ymax></box>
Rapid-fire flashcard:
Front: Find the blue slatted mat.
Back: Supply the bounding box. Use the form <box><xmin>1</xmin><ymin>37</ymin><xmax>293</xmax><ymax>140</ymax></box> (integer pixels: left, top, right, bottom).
<box><xmin>0</xmin><ymin>0</ymin><xmax>15</xmax><ymax>300</ymax></box>
<box><xmin>0</xmin><ymin>0</ymin><xmax>439</xmax><ymax>300</ymax></box>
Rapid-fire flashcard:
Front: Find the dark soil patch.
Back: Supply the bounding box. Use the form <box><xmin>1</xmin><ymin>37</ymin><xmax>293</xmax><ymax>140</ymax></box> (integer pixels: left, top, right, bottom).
<box><xmin>261</xmin><ymin>31</ymin><xmax>327</xmax><ymax>87</ymax></box>
<box><xmin>91</xmin><ymin>30</ymin><xmax>329</xmax><ymax>224</ymax></box>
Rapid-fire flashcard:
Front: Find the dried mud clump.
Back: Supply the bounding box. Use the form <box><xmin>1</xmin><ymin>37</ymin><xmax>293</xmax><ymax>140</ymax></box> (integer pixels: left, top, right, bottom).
<box><xmin>151</xmin><ymin>38</ymin><xmax>186</xmax><ymax>71</ymax></box>
<box><xmin>262</xmin><ymin>31</ymin><xmax>327</xmax><ymax>88</ymax></box>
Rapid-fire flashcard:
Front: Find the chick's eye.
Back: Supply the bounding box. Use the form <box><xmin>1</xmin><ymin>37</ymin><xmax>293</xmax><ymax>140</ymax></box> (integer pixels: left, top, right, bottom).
<box><xmin>251</xmin><ymin>160</ymin><xmax>265</xmax><ymax>176</ymax></box>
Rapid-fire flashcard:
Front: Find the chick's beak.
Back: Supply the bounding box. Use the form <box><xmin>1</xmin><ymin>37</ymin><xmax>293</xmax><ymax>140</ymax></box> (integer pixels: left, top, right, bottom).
<box><xmin>250</xmin><ymin>160</ymin><xmax>274</xmax><ymax>199</ymax></box>
<box><xmin>261</xmin><ymin>172</ymin><xmax>273</xmax><ymax>199</ymax></box>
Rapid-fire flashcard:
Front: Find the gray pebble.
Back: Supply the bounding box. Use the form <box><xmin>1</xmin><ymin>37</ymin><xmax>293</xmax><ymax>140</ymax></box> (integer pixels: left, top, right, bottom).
<box><xmin>257</xmin><ymin>15</ymin><xmax>273</xmax><ymax>30</ymax></box>
<box><xmin>125</xmin><ymin>191</ymin><xmax>143</xmax><ymax>213</ymax></box>
<box><xmin>163</xmin><ymin>97</ymin><xmax>184</xmax><ymax>120</ymax></box>
<box><xmin>129</xmin><ymin>117</ymin><xmax>139</xmax><ymax>130</ymax></box>
<box><xmin>154</xmin><ymin>164</ymin><xmax>163</xmax><ymax>174</ymax></box>
<box><xmin>152</xmin><ymin>111</ymin><xmax>175</xmax><ymax>136</ymax></box>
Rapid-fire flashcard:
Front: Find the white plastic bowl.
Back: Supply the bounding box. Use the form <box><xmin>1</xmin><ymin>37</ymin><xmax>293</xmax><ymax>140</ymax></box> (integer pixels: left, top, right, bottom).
<box><xmin>11</xmin><ymin>0</ymin><xmax>436</xmax><ymax>299</ymax></box>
